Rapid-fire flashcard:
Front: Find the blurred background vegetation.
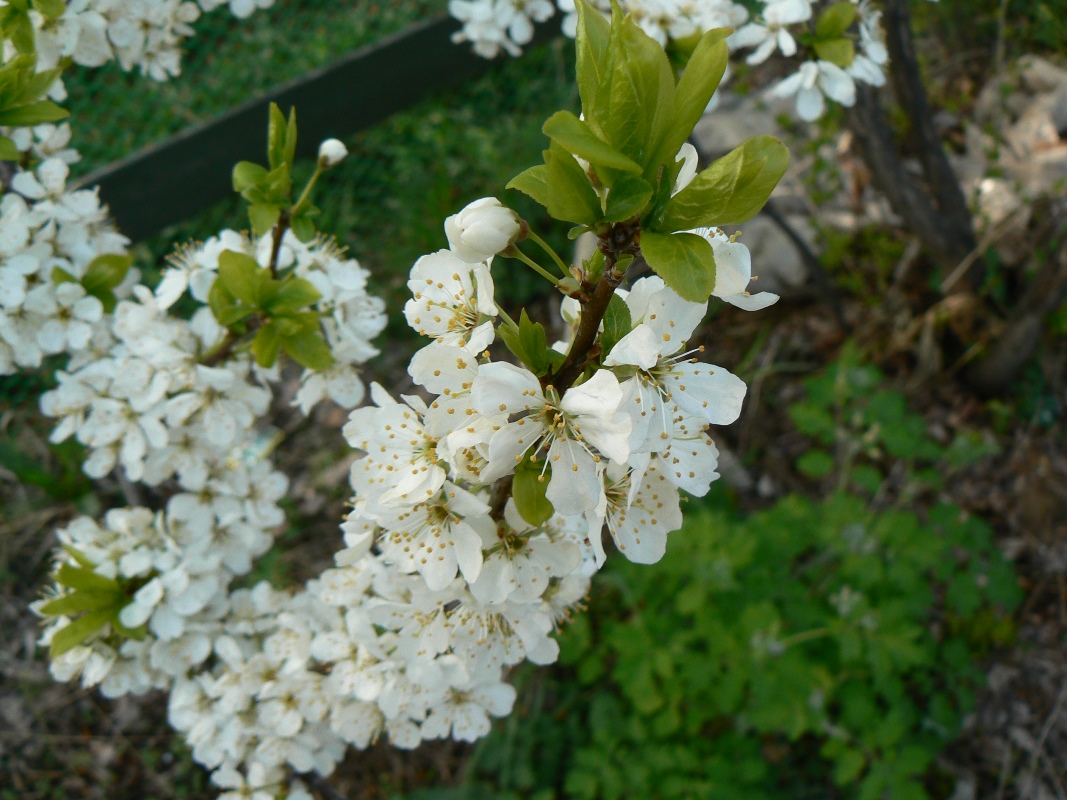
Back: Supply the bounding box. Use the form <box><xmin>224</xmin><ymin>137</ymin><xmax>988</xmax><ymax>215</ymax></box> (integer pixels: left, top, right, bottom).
<box><xmin>2</xmin><ymin>0</ymin><xmax>1066</xmax><ymax>799</ymax></box>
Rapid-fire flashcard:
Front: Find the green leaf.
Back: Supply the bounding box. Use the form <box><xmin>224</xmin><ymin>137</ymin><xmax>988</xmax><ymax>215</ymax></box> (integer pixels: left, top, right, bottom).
<box><xmin>654</xmin><ymin>136</ymin><xmax>789</xmax><ymax>232</ymax></box>
<box><xmin>602</xmin><ymin>11</ymin><xmax>676</xmax><ymax>170</ymax></box>
<box><xmin>507</xmin><ymin>165</ymin><xmax>551</xmax><ymax>209</ymax></box>
<box><xmin>651</xmin><ymin>28</ymin><xmax>729</xmax><ymax>169</ymax></box>
<box><xmin>574</xmin><ymin>0</ymin><xmax>612</xmax><ymax>132</ymax></box>
<box><xmin>816</xmin><ymin>3</ymin><xmax>858</xmax><ymax>39</ymax></box>
<box><xmin>49</xmin><ymin>608</ymin><xmax>114</xmax><ymax>657</ymax></box>
<box><xmin>0</xmin><ymin>134</ymin><xmax>19</xmax><ymax>161</ymax></box>
<box><xmin>267</xmin><ymin>103</ymin><xmax>287</xmax><ymax>170</ymax></box>
<box><xmin>814</xmin><ymin>38</ymin><xmax>855</xmax><ymax>68</ymax></box>
<box><xmin>640</xmin><ymin>231</ymin><xmax>716</xmax><ymax>302</ymax></box>
<box><xmin>290</xmin><ymin>213</ymin><xmax>316</xmax><ymax>243</ymax></box>
<box><xmin>62</xmin><ymin>545</ymin><xmax>96</xmax><ymax>570</ymax></box>
<box><xmin>5</xmin><ymin>11</ymin><xmax>35</xmax><ymax>53</ymax></box>
<box><xmin>545</xmin><ymin>143</ymin><xmax>602</xmax><ymax>225</ymax></box>
<box><xmin>280</xmin><ymin>329</ymin><xmax>334</xmax><ymax>370</ymax></box>
<box><xmin>248</xmin><ymin>203</ymin><xmax>281</xmax><ymax>237</ymax></box>
<box><xmin>284</xmin><ymin>107</ymin><xmax>298</xmax><ymax>170</ymax></box>
<box><xmin>0</xmin><ymin>99</ymin><xmax>67</xmax><ymax>126</ymax></box>
<box><xmin>40</xmin><ymin>590</ymin><xmax>122</xmax><ymax>616</ymax></box>
<box><xmin>252</xmin><ymin>322</ymin><xmax>282</xmax><ymax>368</ymax></box>
<box><xmin>217</xmin><ymin>250</ymin><xmax>263</xmax><ymax>307</ymax></box>
<box><xmin>513</xmin><ymin>454</ymin><xmax>555</xmax><ymax>527</ymax></box>
<box><xmin>50</xmin><ymin>266</ymin><xmax>77</xmax><ymax>285</ymax></box>
<box><xmin>543</xmin><ymin>110</ymin><xmax>643</xmax><ymax>173</ymax></box>
<box><xmin>266</xmin><ymin>276</ymin><xmax>322</xmax><ymax>314</ymax></box>
<box><xmin>81</xmin><ymin>253</ymin><xmax>133</xmax><ymax>296</ymax></box>
<box><xmin>602</xmin><ymin>174</ymin><xmax>652</xmax><ymax>222</ymax></box>
<box><xmin>518</xmin><ymin>310</ymin><xmax>552</xmax><ymax>376</ymax></box>
<box><xmin>833</xmin><ymin>748</ymin><xmax>867</xmax><ymax>785</ymax></box>
<box><xmin>30</xmin><ymin>0</ymin><xmax>65</xmax><ymax>19</ymax></box>
<box><xmin>55</xmin><ymin>563</ymin><xmax>120</xmax><ymax>593</ymax></box>
<box><xmin>600</xmin><ymin>294</ymin><xmax>632</xmax><ymax>357</ymax></box>
<box><xmin>797</xmin><ymin>450</ymin><xmax>835</xmax><ymax>478</ymax></box>
<box><xmin>233</xmin><ymin>160</ymin><xmax>268</xmax><ymax>193</ymax></box>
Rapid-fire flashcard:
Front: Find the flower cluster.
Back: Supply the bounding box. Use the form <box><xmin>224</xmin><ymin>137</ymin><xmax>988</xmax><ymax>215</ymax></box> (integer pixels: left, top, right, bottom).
<box><xmin>0</xmin><ymin>131</ymin><xmax>135</xmax><ymax>376</ymax></box>
<box><xmin>34</xmin><ymin>0</ymin><xmax>273</xmax><ymax>82</ymax></box>
<box><xmin>449</xmin><ymin>0</ymin><xmax>908</xmax><ymax>120</ymax></box>
<box><xmin>19</xmin><ymin>3</ymin><xmax>789</xmax><ymax>797</ymax></box>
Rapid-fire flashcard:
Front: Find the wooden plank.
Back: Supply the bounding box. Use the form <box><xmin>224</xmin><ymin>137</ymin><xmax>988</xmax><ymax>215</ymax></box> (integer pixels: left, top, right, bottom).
<box><xmin>75</xmin><ymin>14</ymin><xmax>558</xmax><ymax>241</ymax></box>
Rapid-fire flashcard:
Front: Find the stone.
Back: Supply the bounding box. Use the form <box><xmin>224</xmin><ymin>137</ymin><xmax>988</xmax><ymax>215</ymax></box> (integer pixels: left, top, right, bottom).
<box><xmin>1018</xmin><ymin>55</ymin><xmax>1067</xmax><ymax>94</ymax></box>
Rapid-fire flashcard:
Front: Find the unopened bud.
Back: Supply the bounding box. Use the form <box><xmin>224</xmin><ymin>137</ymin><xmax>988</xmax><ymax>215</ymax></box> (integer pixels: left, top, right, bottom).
<box><xmin>318</xmin><ymin>139</ymin><xmax>348</xmax><ymax>168</ymax></box>
<box><xmin>444</xmin><ymin>197</ymin><xmax>523</xmax><ymax>264</ymax></box>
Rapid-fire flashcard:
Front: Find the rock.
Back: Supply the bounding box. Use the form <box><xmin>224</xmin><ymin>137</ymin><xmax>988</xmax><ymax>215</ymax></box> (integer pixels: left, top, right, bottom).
<box><xmin>1049</xmin><ymin>87</ymin><xmax>1067</xmax><ymax>134</ymax></box>
<box><xmin>975</xmin><ymin>177</ymin><xmax>1032</xmax><ymax>266</ymax></box>
<box><xmin>1018</xmin><ymin>55</ymin><xmax>1067</xmax><ymax>94</ymax></box>
<box><xmin>736</xmin><ymin>215</ymin><xmax>810</xmax><ymax>293</ymax></box>
<box><xmin>1005</xmin><ymin>103</ymin><xmax>1061</xmax><ymax>158</ymax></box>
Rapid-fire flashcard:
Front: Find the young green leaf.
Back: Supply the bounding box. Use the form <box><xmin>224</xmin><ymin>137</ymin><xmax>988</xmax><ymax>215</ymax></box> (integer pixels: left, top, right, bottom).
<box><xmin>640</xmin><ymin>231</ymin><xmax>716</xmax><ymax>302</ymax></box>
<box><xmin>513</xmin><ymin>455</ymin><xmax>555</xmax><ymax>527</ymax></box>
<box><xmin>81</xmin><ymin>253</ymin><xmax>133</xmax><ymax>296</ymax></box>
<box><xmin>233</xmin><ymin>160</ymin><xmax>268</xmax><ymax>193</ymax></box>
<box><xmin>217</xmin><ymin>250</ymin><xmax>263</xmax><ymax>308</ymax></box>
<box><xmin>55</xmin><ymin>563</ymin><xmax>120</xmax><ymax>593</ymax></box>
<box><xmin>40</xmin><ymin>590</ymin><xmax>123</xmax><ymax>617</ymax></box>
<box><xmin>249</xmin><ymin>202</ymin><xmax>282</xmax><ymax>236</ymax></box>
<box><xmin>280</xmin><ymin>329</ymin><xmax>334</xmax><ymax>371</ymax></box>
<box><xmin>600</xmin><ymin>294</ymin><xmax>632</xmax><ymax>357</ymax></box>
<box><xmin>0</xmin><ymin>99</ymin><xmax>67</xmax><ymax>126</ymax></box>
<box><xmin>0</xmin><ymin>134</ymin><xmax>19</xmax><ymax>161</ymax></box>
<box><xmin>602</xmin><ymin>174</ymin><xmax>653</xmax><ymax>223</ymax></box>
<box><xmin>543</xmin><ymin>110</ymin><xmax>643</xmax><ymax>174</ymax></box>
<box><xmin>49</xmin><ymin>608</ymin><xmax>116</xmax><ymax>657</ymax></box>
<box><xmin>604</xmin><ymin>11</ymin><xmax>676</xmax><ymax>169</ymax></box>
<box><xmin>30</xmin><ymin>0</ymin><xmax>65</xmax><ymax>20</ymax></box>
<box><xmin>266</xmin><ymin>276</ymin><xmax>322</xmax><ymax>314</ymax></box>
<box><xmin>545</xmin><ymin>144</ymin><xmax>602</xmax><ymax>225</ymax></box>
<box><xmin>252</xmin><ymin>322</ymin><xmax>282</xmax><ymax>368</ymax></box>
<box><xmin>507</xmin><ymin>164</ymin><xmax>551</xmax><ymax>210</ymax></box>
<box><xmin>290</xmin><ymin>213</ymin><xmax>317</xmax><ymax>243</ymax></box>
<box><xmin>816</xmin><ymin>3</ymin><xmax>858</xmax><ymax>39</ymax></box>
<box><xmin>574</xmin><ymin>0</ymin><xmax>612</xmax><ymax>133</ymax></box>
<box><xmin>651</xmin><ymin>28</ymin><xmax>729</xmax><ymax>169</ymax></box>
<box><xmin>652</xmin><ymin>136</ymin><xmax>789</xmax><ymax>232</ymax></box>
<box><xmin>814</xmin><ymin>38</ymin><xmax>855</xmax><ymax>68</ymax></box>
<box><xmin>267</xmin><ymin>103</ymin><xmax>287</xmax><ymax>170</ymax></box>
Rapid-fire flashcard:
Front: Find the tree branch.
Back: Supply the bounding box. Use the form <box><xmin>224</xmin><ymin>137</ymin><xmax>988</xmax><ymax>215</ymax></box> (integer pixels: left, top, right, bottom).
<box><xmin>964</xmin><ymin>204</ymin><xmax>1067</xmax><ymax>393</ymax></box>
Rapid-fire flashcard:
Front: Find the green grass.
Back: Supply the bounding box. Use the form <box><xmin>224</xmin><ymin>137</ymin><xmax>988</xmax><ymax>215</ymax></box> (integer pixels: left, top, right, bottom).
<box><xmin>64</xmin><ymin>0</ymin><xmax>447</xmax><ymax>174</ymax></box>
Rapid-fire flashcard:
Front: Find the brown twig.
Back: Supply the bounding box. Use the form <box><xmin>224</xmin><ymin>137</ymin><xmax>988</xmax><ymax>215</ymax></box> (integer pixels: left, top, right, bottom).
<box><xmin>546</xmin><ymin>221</ymin><xmax>638</xmax><ymax>395</ymax></box>
<box><xmin>268</xmin><ymin>210</ymin><xmax>291</xmax><ymax>278</ymax></box>
<box><xmin>883</xmin><ymin>0</ymin><xmax>978</xmax><ymax>274</ymax></box>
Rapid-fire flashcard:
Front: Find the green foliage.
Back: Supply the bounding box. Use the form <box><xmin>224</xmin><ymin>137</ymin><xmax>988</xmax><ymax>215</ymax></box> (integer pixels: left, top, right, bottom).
<box><xmin>599</xmin><ymin>294</ymin><xmax>632</xmax><ymax>357</ymax></box>
<box><xmin>513</xmin><ymin>454</ymin><xmax>555</xmax><ymax>527</ymax></box>
<box><xmin>509</xmin><ymin>1</ymin><xmax>784</xmax><ymax>303</ymax></box>
<box><xmin>639</xmin><ymin>231</ymin><xmax>716</xmax><ymax>302</ymax></box>
<box><xmin>787</xmin><ymin>343</ymin><xmax>1003</xmax><ymax>499</ymax></box>
<box><xmin>0</xmin><ymin>53</ymin><xmax>67</xmax><ymax>158</ymax></box>
<box><xmin>42</xmin><ymin>556</ymin><xmax>150</xmax><ymax>657</ymax></box>
<box><xmin>651</xmin><ymin>135</ymin><xmax>790</xmax><ymax>233</ymax></box>
<box><xmin>497</xmin><ymin>310</ymin><xmax>564</xmax><ymax>378</ymax></box>
<box><xmin>207</xmin><ymin>249</ymin><xmax>330</xmax><ymax>369</ymax></box>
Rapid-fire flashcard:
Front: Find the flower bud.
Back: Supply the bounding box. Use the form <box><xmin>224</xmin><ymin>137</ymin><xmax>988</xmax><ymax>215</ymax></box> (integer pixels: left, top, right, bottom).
<box><xmin>317</xmin><ymin>139</ymin><xmax>348</xmax><ymax>168</ymax></box>
<box><xmin>444</xmin><ymin>197</ymin><xmax>523</xmax><ymax>264</ymax></box>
